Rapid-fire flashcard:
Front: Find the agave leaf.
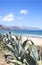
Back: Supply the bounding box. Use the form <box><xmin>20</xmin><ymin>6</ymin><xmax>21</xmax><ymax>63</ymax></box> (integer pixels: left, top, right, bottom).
<box><xmin>9</xmin><ymin>59</ymin><xmax>24</xmax><ymax>65</ymax></box>
<box><xmin>0</xmin><ymin>33</ymin><xmax>3</xmax><ymax>41</ymax></box>
<box><xmin>6</xmin><ymin>44</ymin><xmax>19</xmax><ymax>58</ymax></box>
<box><xmin>29</xmin><ymin>40</ymin><xmax>34</xmax><ymax>45</ymax></box>
<box><xmin>5</xmin><ymin>44</ymin><xmax>14</xmax><ymax>52</ymax></box>
<box><xmin>22</xmin><ymin>39</ymin><xmax>28</xmax><ymax>47</ymax></box>
<box><xmin>30</xmin><ymin>44</ymin><xmax>38</xmax><ymax>61</ymax></box>
<box><xmin>15</xmin><ymin>35</ymin><xmax>19</xmax><ymax>40</ymax></box>
<box><xmin>24</xmin><ymin>52</ymin><xmax>36</xmax><ymax>65</ymax></box>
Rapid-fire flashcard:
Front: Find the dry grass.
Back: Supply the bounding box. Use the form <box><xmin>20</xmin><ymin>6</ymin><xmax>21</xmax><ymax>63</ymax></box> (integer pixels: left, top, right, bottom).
<box><xmin>0</xmin><ymin>44</ymin><xmax>11</xmax><ymax>65</ymax></box>
<box><xmin>37</xmin><ymin>60</ymin><xmax>42</xmax><ymax>65</ymax></box>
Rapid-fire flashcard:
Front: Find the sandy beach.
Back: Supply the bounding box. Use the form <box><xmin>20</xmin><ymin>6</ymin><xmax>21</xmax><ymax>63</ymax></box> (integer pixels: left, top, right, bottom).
<box><xmin>12</xmin><ymin>35</ymin><xmax>42</xmax><ymax>46</ymax></box>
<box><xmin>29</xmin><ymin>36</ymin><xmax>42</xmax><ymax>46</ymax></box>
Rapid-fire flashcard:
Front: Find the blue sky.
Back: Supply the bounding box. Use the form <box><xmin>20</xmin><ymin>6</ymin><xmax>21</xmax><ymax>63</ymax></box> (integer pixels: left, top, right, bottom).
<box><xmin>0</xmin><ymin>0</ymin><xmax>42</xmax><ymax>29</ymax></box>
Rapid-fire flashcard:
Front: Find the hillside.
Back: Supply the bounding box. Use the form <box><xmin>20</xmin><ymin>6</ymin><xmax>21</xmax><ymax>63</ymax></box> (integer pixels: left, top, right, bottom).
<box><xmin>0</xmin><ymin>25</ymin><xmax>9</xmax><ymax>30</ymax></box>
<box><xmin>0</xmin><ymin>25</ymin><xmax>41</xmax><ymax>30</ymax></box>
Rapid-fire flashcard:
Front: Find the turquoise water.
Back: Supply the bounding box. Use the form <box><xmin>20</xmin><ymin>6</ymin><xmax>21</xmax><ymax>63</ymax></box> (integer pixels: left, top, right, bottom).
<box><xmin>0</xmin><ymin>30</ymin><xmax>42</xmax><ymax>37</ymax></box>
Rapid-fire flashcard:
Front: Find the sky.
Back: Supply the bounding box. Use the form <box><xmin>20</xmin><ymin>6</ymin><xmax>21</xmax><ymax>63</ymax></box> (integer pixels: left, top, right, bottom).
<box><xmin>0</xmin><ymin>0</ymin><xmax>42</xmax><ymax>29</ymax></box>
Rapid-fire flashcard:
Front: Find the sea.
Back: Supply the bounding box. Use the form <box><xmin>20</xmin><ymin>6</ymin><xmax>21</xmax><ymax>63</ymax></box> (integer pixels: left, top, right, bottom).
<box><xmin>0</xmin><ymin>30</ymin><xmax>42</xmax><ymax>37</ymax></box>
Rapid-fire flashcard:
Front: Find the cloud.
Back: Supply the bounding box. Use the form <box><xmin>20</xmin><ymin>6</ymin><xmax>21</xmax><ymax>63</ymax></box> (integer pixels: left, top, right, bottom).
<box><xmin>0</xmin><ymin>13</ymin><xmax>15</xmax><ymax>22</ymax></box>
<box><xmin>20</xmin><ymin>9</ymin><xmax>28</xmax><ymax>14</ymax></box>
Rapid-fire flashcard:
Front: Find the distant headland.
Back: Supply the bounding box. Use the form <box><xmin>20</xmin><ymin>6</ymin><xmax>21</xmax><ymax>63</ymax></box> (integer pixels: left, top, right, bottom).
<box><xmin>0</xmin><ymin>25</ymin><xmax>41</xmax><ymax>30</ymax></box>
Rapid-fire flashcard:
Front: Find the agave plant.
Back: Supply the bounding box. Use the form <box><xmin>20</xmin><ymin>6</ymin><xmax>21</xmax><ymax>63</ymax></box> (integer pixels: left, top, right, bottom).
<box><xmin>0</xmin><ymin>33</ymin><xmax>3</xmax><ymax>42</ymax></box>
<box><xmin>2</xmin><ymin>32</ymin><xmax>38</xmax><ymax>65</ymax></box>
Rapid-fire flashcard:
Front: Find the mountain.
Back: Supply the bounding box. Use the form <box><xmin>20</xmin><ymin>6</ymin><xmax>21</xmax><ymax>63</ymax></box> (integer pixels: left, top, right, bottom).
<box><xmin>0</xmin><ymin>25</ymin><xmax>9</xmax><ymax>30</ymax></box>
<box><xmin>0</xmin><ymin>25</ymin><xmax>41</xmax><ymax>30</ymax></box>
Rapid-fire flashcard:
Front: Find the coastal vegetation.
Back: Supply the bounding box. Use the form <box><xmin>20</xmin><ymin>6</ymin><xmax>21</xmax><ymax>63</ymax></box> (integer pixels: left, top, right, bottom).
<box><xmin>0</xmin><ymin>32</ymin><xmax>42</xmax><ymax>65</ymax></box>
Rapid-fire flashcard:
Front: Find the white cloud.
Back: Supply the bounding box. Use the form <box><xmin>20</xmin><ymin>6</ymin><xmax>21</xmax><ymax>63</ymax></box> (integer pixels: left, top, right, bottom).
<box><xmin>2</xmin><ymin>13</ymin><xmax>15</xmax><ymax>22</ymax></box>
<box><xmin>20</xmin><ymin>9</ymin><xmax>28</xmax><ymax>14</ymax></box>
